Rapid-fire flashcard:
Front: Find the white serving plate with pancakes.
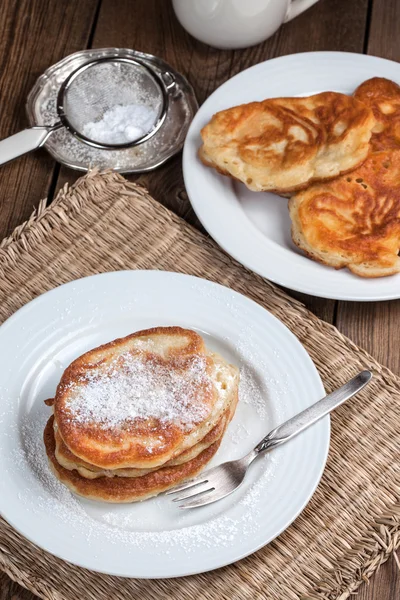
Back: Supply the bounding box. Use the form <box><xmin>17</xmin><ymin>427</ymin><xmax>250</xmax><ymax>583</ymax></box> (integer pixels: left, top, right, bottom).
<box><xmin>183</xmin><ymin>51</ymin><xmax>400</xmax><ymax>301</ymax></box>
<box><xmin>0</xmin><ymin>270</ymin><xmax>329</xmax><ymax>577</ymax></box>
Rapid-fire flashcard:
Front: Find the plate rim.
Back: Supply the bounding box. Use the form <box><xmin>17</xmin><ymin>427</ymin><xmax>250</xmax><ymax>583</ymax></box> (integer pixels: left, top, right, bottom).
<box><xmin>183</xmin><ymin>51</ymin><xmax>400</xmax><ymax>302</ymax></box>
<box><xmin>0</xmin><ymin>270</ymin><xmax>330</xmax><ymax>577</ymax></box>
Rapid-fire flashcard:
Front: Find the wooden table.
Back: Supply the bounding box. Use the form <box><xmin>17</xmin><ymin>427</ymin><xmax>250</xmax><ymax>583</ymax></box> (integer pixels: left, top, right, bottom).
<box><xmin>0</xmin><ymin>0</ymin><xmax>399</xmax><ymax>598</ymax></box>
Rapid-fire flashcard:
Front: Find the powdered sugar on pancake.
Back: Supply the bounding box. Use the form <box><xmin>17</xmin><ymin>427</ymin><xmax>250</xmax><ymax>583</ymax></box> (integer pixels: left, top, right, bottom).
<box><xmin>65</xmin><ymin>353</ymin><xmax>213</xmax><ymax>430</ymax></box>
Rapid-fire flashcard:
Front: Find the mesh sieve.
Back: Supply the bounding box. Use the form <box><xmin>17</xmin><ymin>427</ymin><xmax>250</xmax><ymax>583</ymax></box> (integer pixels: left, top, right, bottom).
<box><xmin>57</xmin><ymin>57</ymin><xmax>167</xmax><ymax>149</ymax></box>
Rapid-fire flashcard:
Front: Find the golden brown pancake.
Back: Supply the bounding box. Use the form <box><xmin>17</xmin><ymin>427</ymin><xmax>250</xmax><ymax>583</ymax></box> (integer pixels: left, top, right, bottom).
<box><xmin>354</xmin><ymin>77</ymin><xmax>400</xmax><ymax>151</ymax></box>
<box><xmin>289</xmin><ymin>150</ymin><xmax>400</xmax><ymax>277</ymax></box>
<box><xmin>54</xmin><ymin>387</ymin><xmax>238</xmax><ymax>479</ymax></box>
<box><xmin>54</xmin><ymin>414</ymin><xmax>225</xmax><ymax>479</ymax></box>
<box><xmin>200</xmin><ymin>92</ymin><xmax>375</xmax><ymax>193</ymax></box>
<box><xmin>45</xmin><ymin>416</ymin><xmax>223</xmax><ymax>503</ymax></box>
<box><xmin>54</xmin><ymin>327</ymin><xmax>239</xmax><ymax>470</ymax></box>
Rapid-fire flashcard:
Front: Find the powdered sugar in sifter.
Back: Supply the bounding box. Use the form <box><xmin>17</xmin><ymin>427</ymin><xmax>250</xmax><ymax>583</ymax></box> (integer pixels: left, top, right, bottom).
<box><xmin>0</xmin><ymin>49</ymin><xmax>197</xmax><ymax>172</ymax></box>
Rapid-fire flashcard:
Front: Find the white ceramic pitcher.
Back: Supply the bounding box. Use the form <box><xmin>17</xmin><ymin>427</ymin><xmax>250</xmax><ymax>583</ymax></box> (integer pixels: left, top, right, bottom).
<box><xmin>172</xmin><ymin>0</ymin><xmax>320</xmax><ymax>49</ymax></box>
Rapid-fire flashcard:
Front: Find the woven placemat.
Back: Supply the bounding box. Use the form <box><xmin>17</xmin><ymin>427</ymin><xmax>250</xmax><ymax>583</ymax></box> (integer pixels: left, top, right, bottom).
<box><xmin>0</xmin><ymin>171</ymin><xmax>399</xmax><ymax>600</ymax></box>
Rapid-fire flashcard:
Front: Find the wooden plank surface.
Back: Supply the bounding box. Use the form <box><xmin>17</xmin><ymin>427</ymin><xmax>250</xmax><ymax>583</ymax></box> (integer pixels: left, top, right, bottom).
<box><xmin>91</xmin><ymin>0</ymin><xmax>371</xmax><ymax>321</ymax></box>
<box><xmin>0</xmin><ymin>0</ymin><xmax>99</xmax><ymax>240</ymax></box>
<box><xmin>1</xmin><ymin>0</ymin><xmax>399</xmax><ymax>598</ymax></box>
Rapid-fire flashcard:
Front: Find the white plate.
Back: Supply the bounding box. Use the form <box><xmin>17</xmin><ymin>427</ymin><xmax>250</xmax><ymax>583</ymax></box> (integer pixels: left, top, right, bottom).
<box><xmin>0</xmin><ymin>271</ymin><xmax>329</xmax><ymax>578</ymax></box>
<box><xmin>183</xmin><ymin>51</ymin><xmax>400</xmax><ymax>301</ymax></box>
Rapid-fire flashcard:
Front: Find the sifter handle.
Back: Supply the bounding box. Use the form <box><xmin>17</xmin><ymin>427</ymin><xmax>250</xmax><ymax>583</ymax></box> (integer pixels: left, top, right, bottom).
<box><xmin>0</xmin><ymin>125</ymin><xmax>60</xmax><ymax>166</ymax></box>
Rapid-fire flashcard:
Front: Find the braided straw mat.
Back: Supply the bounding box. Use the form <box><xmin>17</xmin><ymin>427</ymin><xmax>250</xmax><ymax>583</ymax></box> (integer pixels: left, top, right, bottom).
<box><xmin>0</xmin><ymin>170</ymin><xmax>399</xmax><ymax>600</ymax></box>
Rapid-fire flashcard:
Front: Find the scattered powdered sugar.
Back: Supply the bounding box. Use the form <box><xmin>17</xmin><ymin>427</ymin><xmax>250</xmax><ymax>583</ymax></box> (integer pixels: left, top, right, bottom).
<box><xmin>15</xmin><ymin>412</ymin><xmax>88</xmax><ymax>523</ymax></box>
<box><xmin>234</xmin><ymin>333</ymin><xmax>288</xmax><ymax>425</ymax></box>
<box><xmin>14</xmin><ymin>409</ymin><xmax>280</xmax><ymax>555</ymax></box>
<box><xmin>228</xmin><ymin>421</ymin><xmax>251</xmax><ymax>445</ymax></box>
<box><xmin>239</xmin><ymin>364</ymin><xmax>268</xmax><ymax>419</ymax></box>
<box><xmin>82</xmin><ymin>104</ymin><xmax>157</xmax><ymax>145</ymax></box>
<box><xmin>66</xmin><ymin>353</ymin><xmax>212</xmax><ymax>430</ymax></box>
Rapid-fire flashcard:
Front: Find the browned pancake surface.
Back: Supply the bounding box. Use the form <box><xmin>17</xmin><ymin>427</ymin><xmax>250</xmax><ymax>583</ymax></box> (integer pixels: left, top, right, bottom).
<box><xmin>354</xmin><ymin>77</ymin><xmax>400</xmax><ymax>151</ymax></box>
<box><xmin>289</xmin><ymin>150</ymin><xmax>400</xmax><ymax>277</ymax></box>
<box><xmin>44</xmin><ymin>416</ymin><xmax>222</xmax><ymax>502</ymax></box>
<box><xmin>200</xmin><ymin>92</ymin><xmax>375</xmax><ymax>193</ymax></box>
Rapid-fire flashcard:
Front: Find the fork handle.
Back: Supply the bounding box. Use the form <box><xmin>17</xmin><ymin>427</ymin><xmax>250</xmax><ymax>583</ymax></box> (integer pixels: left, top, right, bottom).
<box><xmin>254</xmin><ymin>370</ymin><xmax>372</xmax><ymax>454</ymax></box>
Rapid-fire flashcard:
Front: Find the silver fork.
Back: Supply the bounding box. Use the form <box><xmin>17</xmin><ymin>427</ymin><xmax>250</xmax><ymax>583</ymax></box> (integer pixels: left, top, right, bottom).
<box><xmin>167</xmin><ymin>370</ymin><xmax>372</xmax><ymax>508</ymax></box>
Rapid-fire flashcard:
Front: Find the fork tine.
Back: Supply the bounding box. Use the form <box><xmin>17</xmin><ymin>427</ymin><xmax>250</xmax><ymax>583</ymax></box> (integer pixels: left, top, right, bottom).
<box><xmin>165</xmin><ymin>475</ymin><xmax>208</xmax><ymax>495</ymax></box>
<box><xmin>172</xmin><ymin>481</ymin><xmax>214</xmax><ymax>502</ymax></box>
<box><xmin>178</xmin><ymin>488</ymin><xmax>220</xmax><ymax>509</ymax></box>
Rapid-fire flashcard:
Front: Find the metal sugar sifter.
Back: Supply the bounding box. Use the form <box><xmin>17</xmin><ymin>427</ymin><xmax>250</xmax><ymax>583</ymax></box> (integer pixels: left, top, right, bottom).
<box><xmin>0</xmin><ymin>49</ymin><xmax>197</xmax><ymax>172</ymax></box>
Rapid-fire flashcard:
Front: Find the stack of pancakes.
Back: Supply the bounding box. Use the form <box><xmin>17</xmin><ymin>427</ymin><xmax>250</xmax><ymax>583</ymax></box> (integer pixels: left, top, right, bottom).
<box><xmin>44</xmin><ymin>327</ymin><xmax>239</xmax><ymax>503</ymax></box>
<box><xmin>200</xmin><ymin>78</ymin><xmax>400</xmax><ymax>278</ymax></box>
